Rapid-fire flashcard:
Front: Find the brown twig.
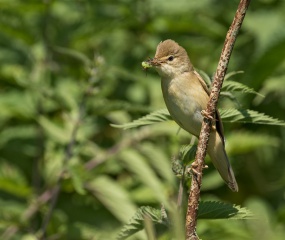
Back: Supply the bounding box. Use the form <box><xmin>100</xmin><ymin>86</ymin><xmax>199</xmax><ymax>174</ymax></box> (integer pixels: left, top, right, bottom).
<box><xmin>185</xmin><ymin>1</ymin><xmax>251</xmax><ymax>239</ymax></box>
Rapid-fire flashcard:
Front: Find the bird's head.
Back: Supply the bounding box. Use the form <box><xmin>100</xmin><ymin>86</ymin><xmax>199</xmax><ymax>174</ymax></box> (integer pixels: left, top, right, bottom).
<box><xmin>148</xmin><ymin>39</ymin><xmax>193</xmax><ymax>78</ymax></box>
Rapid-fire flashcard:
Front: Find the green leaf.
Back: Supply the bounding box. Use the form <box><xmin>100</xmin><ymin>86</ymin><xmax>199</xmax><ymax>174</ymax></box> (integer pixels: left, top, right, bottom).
<box><xmin>224</xmin><ymin>70</ymin><xmax>244</xmax><ymax>80</ymax></box>
<box><xmin>195</xmin><ymin>69</ymin><xmax>212</xmax><ymax>86</ymax></box>
<box><xmin>87</xmin><ymin>176</ymin><xmax>137</xmax><ymax>223</ymax></box>
<box><xmin>112</xmin><ymin>108</ymin><xmax>285</xmax><ymax>130</ymax></box>
<box><xmin>0</xmin><ymin>199</ymin><xmax>26</xmax><ymax>223</ymax></box>
<box><xmin>247</xmin><ymin>38</ymin><xmax>285</xmax><ymax>89</ymax></box>
<box><xmin>38</xmin><ymin>116</ymin><xmax>70</xmax><ymax>144</ymax></box>
<box><xmin>53</xmin><ymin>46</ymin><xmax>92</xmax><ymax>67</ymax></box>
<box><xmin>254</xmin><ymin>75</ymin><xmax>285</xmax><ymax>105</ymax></box>
<box><xmin>111</xmin><ymin>109</ymin><xmax>171</xmax><ymax>129</ymax></box>
<box><xmin>0</xmin><ymin>125</ymin><xmax>37</xmax><ymax>148</ymax></box>
<box><xmin>171</xmin><ymin>143</ymin><xmax>197</xmax><ymax>178</ymax></box>
<box><xmin>120</xmin><ymin>149</ymin><xmax>169</xmax><ymax>206</ymax></box>
<box><xmin>198</xmin><ymin>201</ymin><xmax>254</xmax><ymax>219</ymax></box>
<box><xmin>116</xmin><ymin>202</ymin><xmax>253</xmax><ymax>239</ymax></box>
<box><xmin>138</xmin><ymin>143</ymin><xmax>175</xmax><ymax>186</ymax></box>
<box><xmin>116</xmin><ymin>206</ymin><xmax>167</xmax><ymax>240</ymax></box>
<box><xmin>0</xmin><ymin>162</ymin><xmax>32</xmax><ymax>198</ymax></box>
<box><xmin>68</xmin><ymin>164</ymin><xmax>86</xmax><ymax>195</ymax></box>
<box><xmin>219</xmin><ymin>108</ymin><xmax>285</xmax><ymax>126</ymax></box>
<box><xmin>227</xmin><ymin>131</ymin><xmax>279</xmax><ymax>154</ymax></box>
<box><xmin>222</xmin><ymin>80</ymin><xmax>263</xmax><ymax>97</ymax></box>
<box><xmin>0</xmin><ymin>91</ymin><xmax>36</xmax><ymax>120</ymax></box>
<box><xmin>179</xmin><ymin>144</ymin><xmax>197</xmax><ymax>165</ymax></box>
<box><xmin>258</xmin><ymin>75</ymin><xmax>285</xmax><ymax>97</ymax></box>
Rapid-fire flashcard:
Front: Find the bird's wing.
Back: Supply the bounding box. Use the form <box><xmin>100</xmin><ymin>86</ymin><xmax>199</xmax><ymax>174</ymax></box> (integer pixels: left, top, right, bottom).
<box><xmin>193</xmin><ymin>69</ymin><xmax>210</xmax><ymax>95</ymax></box>
<box><xmin>193</xmin><ymin>70</ymin><xmax>225</xmax><ymax>145</ymax></box>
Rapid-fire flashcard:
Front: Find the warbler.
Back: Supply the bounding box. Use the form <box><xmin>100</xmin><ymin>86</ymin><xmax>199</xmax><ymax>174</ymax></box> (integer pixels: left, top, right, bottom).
<box><xmin>145</xmin><ymin>39</ymin><xmax>238</xmax><ymax>191</ymax></box>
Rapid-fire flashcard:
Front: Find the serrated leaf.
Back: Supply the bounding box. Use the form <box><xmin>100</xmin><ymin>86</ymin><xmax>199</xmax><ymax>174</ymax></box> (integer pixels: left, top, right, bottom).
<box><xmin>219</xmin><ymin>108</ymin><xmax>285</xmax><ymax>126</ymax></box>
<box><xmin>220</xmin><ymin>91</ymin><xmax>241</xmax><ymax>107</ymax></box>
<box><xmin>116</xmin><ymin>206</ymin><xmax>167</xmax><ymax>240</ymax></box>
<box><xmin>222</xmin><ymin>80</ymin><xmax>263</xmax><ymax>97</ymax></box>
<box><xmin>111</xmin><ymin>109</ymin><xmax>171</xmax><ymax>129</ymax></box>
<box><xmin>198</xmin><ymin>201</ymin><xmax>254</xmax><ymax>219</ymax></box>
<box><xmin>112</xmin><ymin>108</ymin><xmax>285</xmax><ymax>130</ymax></box>
<box><xmin>179</xmin><ymin>144</ymin><xmax>197</xmax><ymax>165</ymax></box>
<box><xmin>224</xmin><ymin>70</ymin><xmax>244</xmax><ymax>80</ymax></box>
<box><xmin>116</xmin><ymin>202</ymin><xmax>253</xmax><ymax>239</ymax></box>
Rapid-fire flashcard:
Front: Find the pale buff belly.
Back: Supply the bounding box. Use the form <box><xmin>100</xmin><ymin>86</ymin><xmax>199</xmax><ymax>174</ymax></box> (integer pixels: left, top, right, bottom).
<box><xmin>162</xmin><ymin>80</ymin><xmax>203</xmax><ymax>137</ymax></box>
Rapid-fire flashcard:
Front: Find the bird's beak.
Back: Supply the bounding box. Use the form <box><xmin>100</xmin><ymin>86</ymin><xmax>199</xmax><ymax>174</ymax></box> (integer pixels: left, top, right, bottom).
<box><xmin>142</xmin><ymin>57</ymin><xmax>162</xmax><ymax>70</ymax></box>
<box><xmin>149</xmin><ymin>57</ymin><xmax>162</xmax><ymax>66</ymax></box>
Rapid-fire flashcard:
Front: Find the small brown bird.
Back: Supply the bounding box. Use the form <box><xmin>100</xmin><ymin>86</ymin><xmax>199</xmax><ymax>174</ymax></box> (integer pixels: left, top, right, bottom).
<box><xmin>147</xmin><ymin>39</ymin><xmax>238</xmax><ymax>192</ymax></box>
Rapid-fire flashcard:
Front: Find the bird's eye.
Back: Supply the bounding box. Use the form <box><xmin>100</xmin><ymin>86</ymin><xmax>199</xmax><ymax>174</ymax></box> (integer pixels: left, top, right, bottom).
<box><xmin>168</xmin><ymin>56</ymin><xmax>174</xmax><ymax>61</ymax></box>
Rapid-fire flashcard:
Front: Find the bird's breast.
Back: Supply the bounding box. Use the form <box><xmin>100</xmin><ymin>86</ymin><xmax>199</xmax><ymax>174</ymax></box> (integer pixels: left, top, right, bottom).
<box><xmin>161</xmin><ymin>76</ymin><xmax>204</xmax><ymax>136</ymax></box>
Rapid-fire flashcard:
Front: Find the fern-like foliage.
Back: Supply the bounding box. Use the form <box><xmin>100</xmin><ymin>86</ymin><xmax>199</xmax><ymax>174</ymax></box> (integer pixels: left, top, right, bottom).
<box><xmin>224</xmin><ymin>70</ymin><xmax>244</xmax><ymax>80</ymax></box>
<box><xmin>116</xmin><ymin>206</ymin><xmax>168</xmax><ymax>240</ymax></box>
<box><xmin>222</xmin><ymin>80</ymin><xmax>263</xmax><ymax>97</ymax></box>
<box><xmin>111</xmin><ymin>109</ymin><xmax>171</xmax><ymax>129</ymax></box>
<box><xmin>220</xmin><ymin>108</ymin><xmax>285</xmax><ymax>125</ymax></box>
<box><xmin>117</xmin><ymin>202</ymin><xmax>253</xmax><ymax>239</ymax></box>
<box><xmin>195</xmin><ymin>70</ymin><xmax>261</xmax><ymax>96</ymax></box>
<box><xmin>112</xmin><ymin>108</ymin><xmax>285</xmax><ymax>129</ymax></box>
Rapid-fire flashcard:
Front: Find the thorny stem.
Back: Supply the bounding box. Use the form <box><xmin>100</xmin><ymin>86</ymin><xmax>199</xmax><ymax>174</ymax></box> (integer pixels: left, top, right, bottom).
<box><xmin>185</xmin><ymin>1</ymin><xmax>251</xmax><ymax>239</ymax></box>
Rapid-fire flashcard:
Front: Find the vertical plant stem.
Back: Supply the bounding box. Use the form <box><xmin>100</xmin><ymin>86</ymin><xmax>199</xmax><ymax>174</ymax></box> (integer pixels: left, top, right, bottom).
<box><xmin>40</xmin><ymin>82</ymin><xmax>92</xmax><ymax>238</ymax></box>
<box><xmin>185</xmin><ymin>1</ymin><xmax>251</xmax><ymax>239</ymax></box>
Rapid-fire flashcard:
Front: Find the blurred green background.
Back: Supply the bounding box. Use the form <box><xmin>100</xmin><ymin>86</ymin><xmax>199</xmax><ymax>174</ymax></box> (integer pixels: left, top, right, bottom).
<box><xmin>0</xmin><ymin>0</ymin><xmax>285</xmax><ymax>239</ymax></box>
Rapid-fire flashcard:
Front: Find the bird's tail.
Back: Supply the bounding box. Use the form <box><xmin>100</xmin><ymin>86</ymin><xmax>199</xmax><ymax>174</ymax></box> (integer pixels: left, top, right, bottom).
<box><xmin>207</xmin><ymin>131</ymin><xmax>238</xmax><ymax>192</ymax></box>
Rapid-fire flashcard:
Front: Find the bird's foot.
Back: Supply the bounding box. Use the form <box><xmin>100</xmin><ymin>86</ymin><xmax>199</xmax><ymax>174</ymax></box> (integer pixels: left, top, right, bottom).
<box><xmin>190</xmin><ymin>162</ymin><xmax>200</xmax><ymax>175</ymax></box>
<box><xmin>201</xmin><ymin>110</ymin><xmax>213</xmax><ymax>119</ymax></box>
<box><xmin>201</xmin><ymin>110</ymin><xmax>214</xmax><ymax>120</ymax></box>
<box><xmin>188</xmin><ymin>162</ymin><xmax>208</xmax><ymax>176</ymax></box>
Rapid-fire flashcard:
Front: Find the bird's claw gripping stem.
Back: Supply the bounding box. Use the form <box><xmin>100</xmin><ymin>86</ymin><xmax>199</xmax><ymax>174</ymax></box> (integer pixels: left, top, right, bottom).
<box><xmin>201</xmin><ymin>110</ymin><xmax>213</xmax><ymax>120</ymax></box>
<box><xmin>189</xmin><ymin>162</ymin><xmax>208</xmax><ymax>176</ymax></box>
